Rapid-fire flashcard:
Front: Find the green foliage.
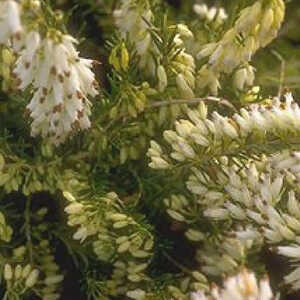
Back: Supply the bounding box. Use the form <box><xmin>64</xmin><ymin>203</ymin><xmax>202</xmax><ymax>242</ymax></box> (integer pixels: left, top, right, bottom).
<box><xmin>1</xmin><ymin>0</ymin><xmax>300</xmax><ymax>299</ymax></box>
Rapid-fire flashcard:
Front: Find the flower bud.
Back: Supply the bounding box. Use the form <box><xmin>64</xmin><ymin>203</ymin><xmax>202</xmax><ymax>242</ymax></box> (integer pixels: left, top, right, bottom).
<box><xmin>234</xmin><ymin>68</ymin><xmax>248</xmax><ymax>90</ymax></box>
<box><xmin>63</xmin><ymin>191</ymin><xmax>76</xmax><ymax>202</ymax></box>
<box><xmin>120</xmin><ymin>43</ymin><xmax>129</xmax><ymax>71</ymax></box>
<box><xmin>177</xmin><ymin>24</ymin><xmax>194</xmax><ymax>39</ymax></box>
<box><xmin>25</xmin><ymin>269</ymin><xmax>39</xmax><ymax>287</ymax></box>
<box><xmin>22</xmin><ymin>264</ymin><xmax>32</xmax><ymax>278</ymax></box>
<box><xmin>44</xmin><ymin>275</ymin><xmax>64</xmax><ymax>285</ymax></box>
<box><xmin>117</xmin><ymin>241</ymin><xmax>131</xmax><ymax>253</ymax></box>
<box><xmin>127</xmin><ymin>289</ymin><xmax>146</xmax><ymax>299</ymax></box>
<box><xmin>157</xmin><ymin>65</ymin><xmax>168</xmax><ymax>92</ymax></box>
<box><xmin>73</xmin><ymin>226</ymin><xmax>88</xmax><ymax>241</ymax></box>
<box><xmin>14</xmin><ymin>264</ymin><xmax>22</xmax><ymax>280</ymax></box>
<box><xmin>4</xmin><ymin>264</ymin><xmax>13</xmax><ymax>280</ymax></box>
<box><xmin>149</xmin><ymin>157</ymin><xmax>170</xmax><ymax>169</ymax></box>
<box><xmin>64</xmin><ymin>203</ymin><xmax>83</xmax><ymax>214</ymax></box>
<box><xmin>43</xmin><ymin>294</ymin><xmax>60</xmax><ymax>300</ymax></box>
<box><xmin>176</xmin><ymin>74</ymin><xmax>194</xmax><ymax>99</ymax></box>
<box><xmin>193</xmin><ymin>4</ymin><xmax>208</xmax><ymax>19</ymax></box>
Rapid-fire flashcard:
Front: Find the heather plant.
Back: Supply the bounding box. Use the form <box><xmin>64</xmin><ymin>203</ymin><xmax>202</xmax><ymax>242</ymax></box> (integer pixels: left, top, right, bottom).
<box><xmin>0</xmin><ymin>0</ymin><xmax>300</xmax><ymax>299</ymax></box>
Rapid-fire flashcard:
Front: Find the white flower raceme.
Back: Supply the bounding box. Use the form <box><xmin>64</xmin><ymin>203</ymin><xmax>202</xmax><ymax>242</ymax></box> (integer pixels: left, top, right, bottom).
<box><xmin>193</xmin><ymin>4</ymin><xmax>228</xmax><ymax>25</ymax></box>
<box><xmin>64</xmin><ymin>192</ymin><xmax>98</xmax><ymax>242</ymax></box>
<box><xmin>14</xmin><ymin>31</ymin><xmax>98</xmax><ymax>144</ymax></box>
<box><xmin>0</xmin><ymin>0</ymin><xmax>22</xmax><ymax>45</ymax></box>
<box><xmin>114</xmin><ymin>0</ymin><xmax>156</xmax><ymax>75</ymax></box>
<box><xmin>148</xmin><ymin>93</ymin><xmax>300</xmax><ymax>167</ymax></box>
<box><xmin>191</xmin><ymin>269</ymin><xmax>273</xmax><ymax>300</ymax></box>
<box><xmin>197</xmin><ymin>0</ymin><xmax>285</xmax><ymax>94</ymax></box>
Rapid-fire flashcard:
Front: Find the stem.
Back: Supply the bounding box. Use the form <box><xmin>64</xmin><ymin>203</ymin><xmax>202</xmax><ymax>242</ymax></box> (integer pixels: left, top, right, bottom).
<box><xmin>25</xmin><ymin>196</ymin><xmax>33</xmax><ymax>264</ymax></box>
<box><xmin>271</xmin><ymin>49</ymin><xmax>285</xmax><ymax>98</ymax></box>
<box><xmin>162</xmin><ymin>251</ymin><xmax>191</xmax><ymax>274</ymax></box>
<box><xmin>104</xmin><ymin>96</ymin><xmax>237</xmax><ymax>131</ymax></box>
<box><xmin>148</xmin><ymin>97</ymin><xmax>237</xmax><ymax>112</ymax></box>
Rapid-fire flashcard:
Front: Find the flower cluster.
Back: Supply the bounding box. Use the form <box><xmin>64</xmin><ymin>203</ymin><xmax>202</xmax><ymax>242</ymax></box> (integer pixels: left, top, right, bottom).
<box><xmin>114</xmin><ymin>0</ymin><xmax>156</xmax><ymax>75</ymax></box>
<box><xmin>173</xmin><ymin>36</ymin><xmax>196</xmax><ymax>99</ymax></box>
<box><xmin>148</xmin><ymin>93</ymin><xmax>300</xmax><ymax>290</ymax></box>
<box><xmin>2</xmin><ymin>240</ymin><xmax>63</xmax><ymax>300</ymax></box>
<box><xmin>193</xmin><ymin>3</ymin><xmax>228</xmax><ymax>26</ymax></box>
<box><xmin>0</xmin><ymin>0</ymin><xmax>98</xmax><ymax>145</ymax></box>
<box><xmin>64</xmin><ymin>190</ymin><xmax>155</xmax><ymax>296</ymax></box>
<box><xmin>15</xmin><ymin>31</ymin><xmax>98</xmax><ymax>145</ymax></box>
<box><xmin>36</xmin><ymin>240</ymin><xmax>64</xmax><ymax>300</ymax></box>
<box><xmin>148</xmin><ymin>94</ymin><xmax>300</xmax><ymax>168</ymax></box>
<box><xmin>195</xmin><ymin>237</ymin><xmax>254</xmax><ymax>277</ymax></box>
<box><xmin>191</xmin><ymin>269</ymin><xmax>273</xmax><ymax>300</ymax></box>
<box><xmin>197</xmin><ymin>0</ymin><xmax>285</xmax><ymax>94</ymax></box>
<box><xmin>3</xmin><ymin>263</ymin><xmax>40</xmax><ymax>298</ymax></box>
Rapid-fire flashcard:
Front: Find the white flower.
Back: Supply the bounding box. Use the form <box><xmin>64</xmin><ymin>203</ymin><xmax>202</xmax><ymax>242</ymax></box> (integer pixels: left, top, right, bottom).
<box><xmin>233</xmin><ymin>65</ymin><xmax>256</xmax><ymax>90</ymax></box>
<box><xmin>73</xmin><ymin>226</ymin><xmax>88</xmax><ymax>242</ymax></box>
<box><xmin>193</xmin><ymin>4</ymin><xmax>208</xmax><ymax>19</ymax></box>
<box><xmin>192</xmin><ymin>269</ymin><xmax>273</xmax><ymax>300</ymax></box>
<box><xmin>15</xmin><ymin>32</ymin><xmax>98</xmax><ymax>144</ymax></box>
<box><xmin>0</xmin><ymin>0</ymin><xmax>22</xmax><ymax>45</ymax></box>
<box><xmin>114</xmin><ymin>0</ymin><xmax>155</xmax><ymax>73</ymax></box>
<box><xmin>177</xmin><ymin>24</ymin><xmax>194</xmax><ymax>39</ymax></box>
<box><xmin>196</xmin><ymin>0</ymin><xmax>285</xmax><ymax>94</ymax></box>
<box><xmin>277</xmin><ymin>244</ymin><xmax>300</xmax><ymax>259</ymax></box>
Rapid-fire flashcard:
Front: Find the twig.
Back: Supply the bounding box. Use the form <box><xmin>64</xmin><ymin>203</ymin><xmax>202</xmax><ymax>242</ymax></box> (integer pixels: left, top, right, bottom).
<box><xmin>104</xmin><ymin>96</ymin><xmax>237</xmax><ymax>131</ymax></box>
<box><xmin>271</xmin><ymin>49</ymin><xmax>286</xmax><ymax>98</ymax></box>
<box><xmin>148</xmin><ymin>97</ymin><xmax>238</xmax><ymax>112</ymax></box>
<box><xmin>25</xmin><ymin>195</ymin><xmax>33</xmax><ymax>264</ymax></box>
<box><xmin>162</xmin><ymin>251</ymin><xmax>191</xmax><ymax>274</ymax></box>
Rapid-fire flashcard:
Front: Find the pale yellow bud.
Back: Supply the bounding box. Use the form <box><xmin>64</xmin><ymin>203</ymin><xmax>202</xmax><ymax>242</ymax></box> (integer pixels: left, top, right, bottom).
<box><xmin>121</xmin><ymin>43</ymin><xmax>129</xmax><ymax>71</ymax></box>
<box><xmin>73</xmin><ymin>226</ymin><xmax>88</xmax><ymax>241</ymax></box>
<box><xmin>193</xmin><ymin>4</ymin><xmax>208</xmax><ymax>19</ymax></box>
<box><xmin>113</xmin><ymin>221</ymin><xmax>129</xmax><ymax>229</ymax></box>
<box><xmin>14</xmin><ymin>264</ymin><xmax>22</xmax><ymax>280</ymax></box>
<box><xmin>4</xmin><ymin>264</ymin><xmax>13</xmax><ymax>280</ymax></box>
<box><xmin>64</xmin><ymin>202</ymin><xmax>83</xmax><ymax>214</ymax></box>
<box><xmin>176</xmin><ymin>74</ymin><xmax>194</xmax><ymax>99</ymax></box>
<box><xmin>127</xmin><ymin>289</ymin><xmax>146</xmax><ymax>299</ymax></box>
<box><xmin>149</xmin><ymin>157</ymin><xmax>170</xmax><ymax>169</ymax></box>
<box><xmin>185</xmin><ymin>229</ymin><xmax>205</xmax><ymax>242</ymax></box>
<box><xmin>107</xmin><ymin>213</ymin><xmax>127</xmax><ymax>222</ymax></box>
<box><xmin>167</xmin><ymin>209</ymin><xmax>185</xmax><ymax>222</ymax></box>
<box><xmin>43</xmin><ymin>294</ymin><xmax>60</xmax><ymax>300</ymax></box>
<box><xmin>63</xmin><ymin>191</ymin><xmax>76</xmax><ymax>202</ymax></box>
<box><xmin>177</xmin><ymin>24</ymin><xmax>194</xmax><ymax>39</ymax></box>
<box><xmin>25</xmin><ymin>269</ymin><xmax>39</xmax><ymax>287</ymax></box>
<box><xmin>234</xmin><ymin>68</ymin><xmax>248</xmax><ymax>90</ymax></box>
<box><xmin>197</xmin><ymin>43</ymin><xmax>217</xmax><ymax>60</ymax></box>
<box><xmin>192</xmin><ymin>271</ymin><xmax>207</xmax><ymax>282</ymax></box>
<box><xmin>157</xmin><ymin>65</ymin><xmax>168</xmax><ymax>92</ymax></box>
<box><xmin>22</xmin><ymin>264</ymin><xmax>32</xmax><ymax>278</ymax></box>
<box><xmin>44</xmin><ymin>275</ymin><xmax>64</xmax><ymax>285</ymax></box>
<box><xmin>117</xmin><ymin>241</ymin><xmax>131</xmax><ymax>253</ymax></box>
